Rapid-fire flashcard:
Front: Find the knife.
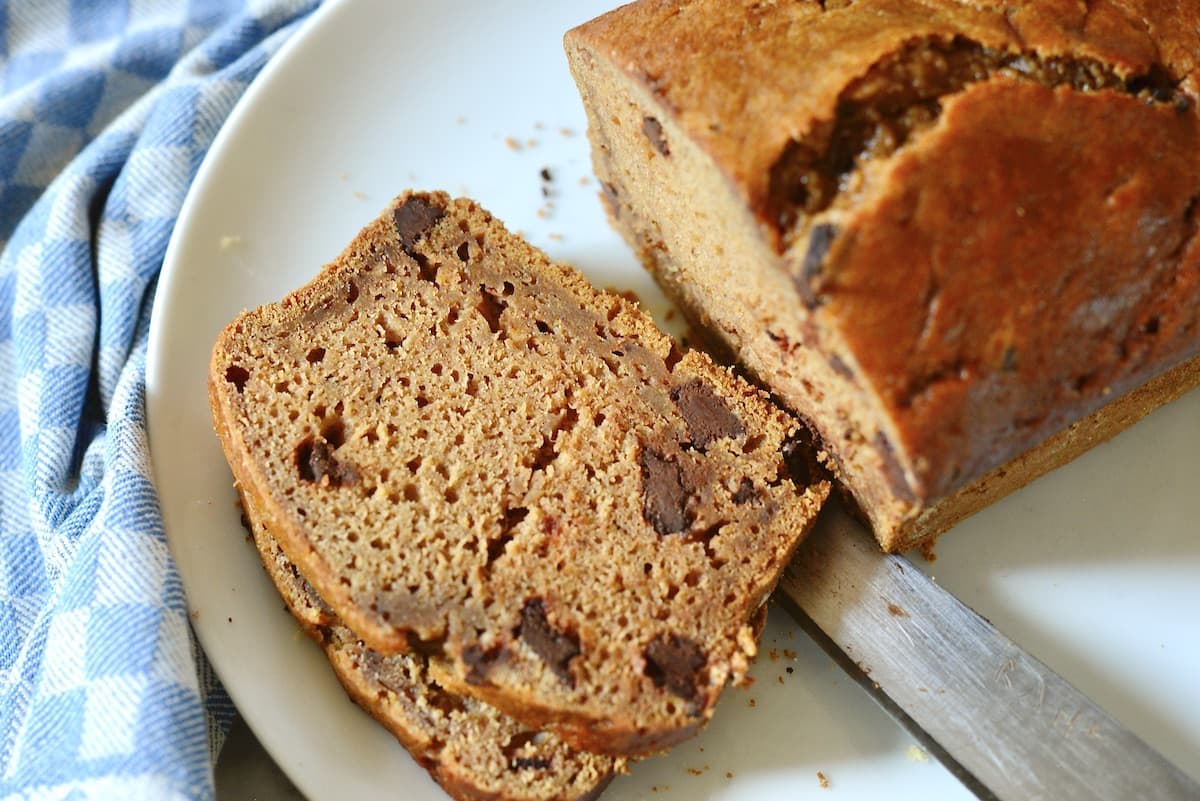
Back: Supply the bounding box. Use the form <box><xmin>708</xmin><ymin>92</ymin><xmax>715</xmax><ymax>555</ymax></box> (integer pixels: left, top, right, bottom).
<box><xmin>778</xmin><ymin>501</ymin><xmax>1200</xmax><ymax>801</ymax></box>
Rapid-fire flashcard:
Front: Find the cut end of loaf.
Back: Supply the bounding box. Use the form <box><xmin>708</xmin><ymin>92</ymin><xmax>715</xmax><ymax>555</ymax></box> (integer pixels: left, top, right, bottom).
<box><xmin>565</xmin><ymin>1</ymin><xmax>1200</xmax><ymax>551</ymax></box>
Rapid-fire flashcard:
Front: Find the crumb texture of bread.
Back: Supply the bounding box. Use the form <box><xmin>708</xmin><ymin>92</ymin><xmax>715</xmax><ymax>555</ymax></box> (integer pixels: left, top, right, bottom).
<box><xmin>565</xmin><ymin>0</ymin><xmax>1200</xmax><ymax>550</ymax></box>
<box><xmin>209</xmin><ymin>191</ymin><xmax>829</xmax><ymax>755</ymax></box>
<box><xmin>247</xmin><ymin>508</ymin><xmax>620</xmax><ymax>801</ymax></box>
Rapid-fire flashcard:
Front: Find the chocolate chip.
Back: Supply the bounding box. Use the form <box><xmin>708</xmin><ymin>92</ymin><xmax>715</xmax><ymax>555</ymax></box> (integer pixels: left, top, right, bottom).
<box><xmin>644</xmin><ymin>634</ymin><xmax>706</xmax><ymax>702</ymax></box>
<box><xmin>393</xmin><ymin>196</ymin><xmax>445</xmax><ymax>257</ymax></box>
<box><xmin>796</xmin><ymin>223</ymin><xmax>839</xmax><ymax>309</ymax></box>
<box><xmin>732</xmin><ymin>478</ymin><xmax>756</xmax><ymax>505</ymax></box>
<box><xmin>874</xmin><ymin>430</ymin><xmax>916</xmax><ymax>502</ymax></box>
<box><xmin>463</xmin><ymin>643</ymin><xmax>505</xmax><ymax>685</ymax></box>
<box><xmin>296</xmin><ymin>436</ymin><xmax>358</xmax><ymax>487</ymax></box>
<box><xmin>518</xmin><ymin>599</ymin><xmax>580</xmax><ymax>687</ymax></box>
<box><xmin>670</xmin><ymin>379</ymin><xmax>744</xmax><ymax>449</ymax></box>
<box><xmin>540</xmin><ymin>167</ymin><xmax>553</xmax><ymax>182</ymax></box>
<box><xmin>642</xmin><ymin>116</ymin><xmax>670</xmax><ymax>156</ymax></box>
<box><xmin>778</xmin><ymin>422</ymin><xmax>830</xmax><ymax>489</ymax></box>
<box><xmin>1176</xmin><ymin>95</ymin><xmax>1193</xmax><ymax>115</ymax></box>
<box><xmin>640</xmin><ymin>449</ymin><xmax>690</xmax><ymax>535</ymax></box>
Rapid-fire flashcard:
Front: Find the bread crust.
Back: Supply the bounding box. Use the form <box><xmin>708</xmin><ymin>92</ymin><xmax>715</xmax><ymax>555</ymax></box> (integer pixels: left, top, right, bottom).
<box><xmin>568</xmin><ymin>0</ymin><xmax>1197</xmax><ymax>222</ymax></box>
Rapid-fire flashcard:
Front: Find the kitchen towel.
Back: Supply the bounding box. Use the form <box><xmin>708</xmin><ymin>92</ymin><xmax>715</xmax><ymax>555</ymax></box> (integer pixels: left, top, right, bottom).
<box><xmin>0</xmin><ymin>2</ymin><xmax>319</xmax><ymax>799</ymax></box>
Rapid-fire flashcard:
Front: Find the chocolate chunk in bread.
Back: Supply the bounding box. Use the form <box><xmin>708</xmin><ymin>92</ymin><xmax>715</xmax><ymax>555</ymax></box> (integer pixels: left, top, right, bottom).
<box><xmin>639</xmin><ymin>449</ymin><xmax>690</xmax><ymax>536</ymax></box>
<box><xmin>643</xmin><ymin>634</ymin><xmax>706</xmax><ymax>704</ymax></box>
<box><xmin>394</xmin><ymin>195</ymin><xmax>445</xmax><ymax>256</ymax></box>
<box><xmin>671</xmin><ymin>379</ymin><xmax>744</xmax><ymax>449</ymax></box>
<box><xmin>208</xmin><ymin>191</ymin><xmax>829</xmax><ymax>756</ymax></box>
<box><xmin>518</xmin><ymin>599</ymin><xmax>581</xmax><ymax>687</ymax></box>
<box><xmin>566</xmin><ymin>1</ymin><xmax>1200</xmax><ymax>551</ymax></box>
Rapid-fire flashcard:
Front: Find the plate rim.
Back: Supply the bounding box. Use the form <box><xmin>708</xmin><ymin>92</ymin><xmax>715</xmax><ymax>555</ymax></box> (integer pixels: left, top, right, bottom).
<box><xmin>143</xmin><ymin>1</ymin><xmax>1200</xmax><ymax>798</ymax></box>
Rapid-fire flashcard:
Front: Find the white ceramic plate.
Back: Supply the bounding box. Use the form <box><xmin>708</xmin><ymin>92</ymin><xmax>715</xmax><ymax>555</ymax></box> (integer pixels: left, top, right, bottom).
<box><xmin>145</xmin><ymin>1</ymin><xmax>1200</xmax><ymax>799</ymax></box>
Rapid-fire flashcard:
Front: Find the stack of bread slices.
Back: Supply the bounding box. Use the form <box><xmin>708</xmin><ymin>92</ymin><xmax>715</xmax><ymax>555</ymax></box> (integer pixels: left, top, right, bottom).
<box><xmin>209</xmin><ymin>191</ymin><xmax>829</xmax><ymax>800</ymax></box>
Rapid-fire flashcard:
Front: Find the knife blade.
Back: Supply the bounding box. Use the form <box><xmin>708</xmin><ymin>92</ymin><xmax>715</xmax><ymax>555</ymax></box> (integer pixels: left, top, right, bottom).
<box><xmin>778</xmin><ymin>501</ymin><xmax>1200</xmax><ymax>801</ymax></box>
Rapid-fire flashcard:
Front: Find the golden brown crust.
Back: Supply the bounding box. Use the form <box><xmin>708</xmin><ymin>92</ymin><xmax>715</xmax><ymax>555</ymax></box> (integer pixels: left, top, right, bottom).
<box><xmin>829</xmin><ymin>78</ymin><xmax>1200</xmax><ymax>500</ymax></box>
<box><xmin>569</xmin><ymin>0</ymin><xmax>1196</xmax><ymax>223</ymax></box>
<box><xmin>208</xmin><ymin>191</ymin><xmax>828</xmax><ymax>754</ymax></box>
<box><xmin>567</xmin><ymin>0</ymin><xmax>1200</xmax><ymax>550</ymax></box>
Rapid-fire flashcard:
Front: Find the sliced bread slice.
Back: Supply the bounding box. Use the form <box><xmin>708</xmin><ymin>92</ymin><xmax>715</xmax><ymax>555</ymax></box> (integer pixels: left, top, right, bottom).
<box><xmin>209</xmin><ymin>191</ymin><xmax>829</xmax><ymax>755</ymax></box>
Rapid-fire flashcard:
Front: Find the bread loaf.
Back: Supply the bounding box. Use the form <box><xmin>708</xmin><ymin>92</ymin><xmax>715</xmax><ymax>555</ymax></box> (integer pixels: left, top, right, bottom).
<box><xmin>565</xmin><ymin>0</ymin><xmax>1200</xmax><ymax>551</ymax></box>
<box><xmin>209</xmin><ymin>191</ymin><xmax>829</xmax><ymax>755</ymax></box>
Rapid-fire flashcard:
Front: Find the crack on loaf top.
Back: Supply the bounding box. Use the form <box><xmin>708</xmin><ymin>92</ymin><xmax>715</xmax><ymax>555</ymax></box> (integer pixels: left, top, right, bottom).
<box><xmin>766</xmin><ymin>34</ymin><xmax>1187</xmax><ymax>254</ymax></box>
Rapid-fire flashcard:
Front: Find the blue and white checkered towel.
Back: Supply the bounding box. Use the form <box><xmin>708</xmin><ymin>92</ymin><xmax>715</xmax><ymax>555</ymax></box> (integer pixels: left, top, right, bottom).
<box><xmin>0</xmin><ymin>2</ymin><xmax>318</xmax><ymax>798</ymax></box>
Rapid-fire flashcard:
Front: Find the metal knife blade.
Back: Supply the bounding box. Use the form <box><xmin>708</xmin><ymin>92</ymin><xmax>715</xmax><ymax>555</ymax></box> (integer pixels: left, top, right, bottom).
<box><xmin>778</xmin><ymin>501</ymin><xmax>1200</xmax><ymax>801</ymax></box>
